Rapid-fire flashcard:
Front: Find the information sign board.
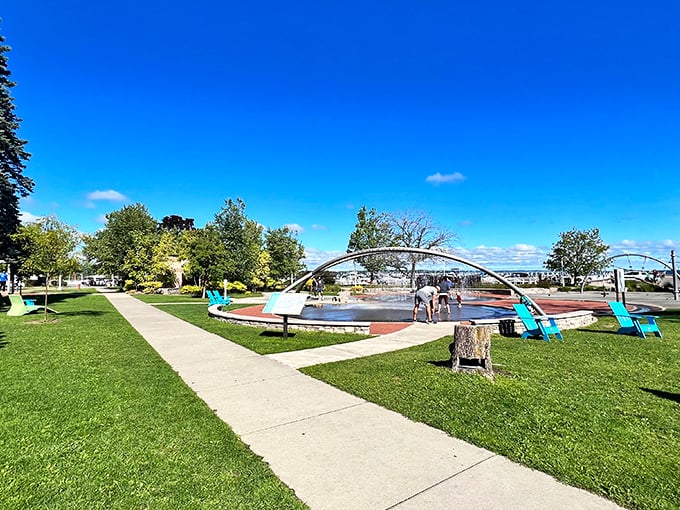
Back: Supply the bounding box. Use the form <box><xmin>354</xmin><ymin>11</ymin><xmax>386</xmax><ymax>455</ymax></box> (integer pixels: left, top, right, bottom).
<box><xmin>262</xmin><ymin>292</ymin><xmax>308</xmax><ymax>316</ymax></box>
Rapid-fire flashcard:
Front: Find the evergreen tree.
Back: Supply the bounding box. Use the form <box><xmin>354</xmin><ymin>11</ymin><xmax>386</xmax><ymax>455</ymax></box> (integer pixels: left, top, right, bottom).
<box><xmin>0</xmin><ymin>28</ymin><xmax>33</xmax><ymax>260</ymax></box>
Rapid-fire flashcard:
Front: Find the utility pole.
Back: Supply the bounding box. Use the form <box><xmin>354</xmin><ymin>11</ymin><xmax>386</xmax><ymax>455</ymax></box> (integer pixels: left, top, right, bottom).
<box><xmin>672</xmin><ymin>250</ymin><xmax>679</xmax><ymax>301</ymax></box>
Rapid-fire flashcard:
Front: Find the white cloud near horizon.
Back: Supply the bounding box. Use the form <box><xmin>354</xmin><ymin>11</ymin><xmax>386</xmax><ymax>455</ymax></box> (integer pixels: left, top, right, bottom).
<box><xmin>86</xmin><ymin>190</ymin><xmax>128</xmax><ymax>202</ymax></box>
<box><xmin>299</xmin><ymin>238</ymin><xmax>680</xmax><ymax>273</ymax></box>
<box><xmin>425</xmin><ymin>172</ymin><xmax>466</xmax><ymax>185</ymax></box>
<box><xmin>19</xmin><ymin>211</ymin><xmax>43</xmax><ymax>224</ymax></box>
<box><xmin>285</xmin><ymin>223</ymin><xmax>304</xmax><ymax>234</ymax></box>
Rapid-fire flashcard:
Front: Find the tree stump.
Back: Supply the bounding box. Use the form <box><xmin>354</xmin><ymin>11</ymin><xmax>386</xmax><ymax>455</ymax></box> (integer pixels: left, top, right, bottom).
<box><xmin>449</xmin><ymin>325</ymin><xmax>493</xmax><ymax>378</ymax></box>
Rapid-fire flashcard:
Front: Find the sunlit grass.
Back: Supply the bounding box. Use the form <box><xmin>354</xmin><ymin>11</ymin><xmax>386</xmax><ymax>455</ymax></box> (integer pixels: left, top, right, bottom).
<box><xmin>0</xmin><ymin>293</ymin><xmax>306</xmax><ymax>509</ymax></box>
<box><xmin>160</xmin><ymin>304</ymin><xmax>371</xmax><ymax>355</ymax></box>
<box><xmin>302</xmin><ymin>312</ymin><xmax>680</xmax><ymax>510</ymax></box>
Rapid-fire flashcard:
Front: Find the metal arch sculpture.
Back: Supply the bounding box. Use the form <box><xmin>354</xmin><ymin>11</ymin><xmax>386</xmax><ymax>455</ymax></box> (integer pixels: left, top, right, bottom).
<box><xmin>282</xmin><ymin>246</ymin><xmax>547</xmax><ymax>316</ymax></box>
<box><xmin>609</xmin><ymin>253</ymin><xmax>673</xmax><ymax>271</ymax></box>
<box><xmin>606</xmin><ymin>252</ymin><xmax>679</xmax><ymax>298</ymax></box>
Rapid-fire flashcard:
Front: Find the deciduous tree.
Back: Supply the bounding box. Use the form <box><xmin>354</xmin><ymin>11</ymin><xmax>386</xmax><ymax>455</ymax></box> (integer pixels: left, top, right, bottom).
<box><xmin>346</xmin><ymin>206</ymin><xmax>395</xmax><ymax>282</ymax></box>
<box><xmin>184</xmin><ymin>225</ymin><xmax>227</xmax><ymax>297</ymax></box>
<box><xmin>265</xmin><ymin>227</ymin><xmax>305</xmax><ymax>284</ymax></box>
<box><xmin>213</xmin><ymin>198</ymin><xmax>263</xmax><ymax>288</ymax></box>
<box><xmin>387</xmin><ymin>209</ymin><xmax>458</xmax><ymax>286</ymax></box>
<box><xmin>83</xmin><ymin>203</ymin><xmax>157</xmax><ymax>280</ymax></box>
<box><xmin>12</xmin><ymin>216</ymin><xmax>79</xmax><ymax>321</ymax></box>
<box><xmin>544</xmin><ymin>227</ymin><xmax>611</xmax><ymax>286</ymax></box>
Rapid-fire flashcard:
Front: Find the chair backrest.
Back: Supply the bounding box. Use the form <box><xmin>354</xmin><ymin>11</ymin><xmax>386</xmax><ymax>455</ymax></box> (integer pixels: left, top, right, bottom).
<box><xmin>9</xmin><ymin>295</ymin><xmax>27</xmax><ymax>308</ymax></box>
<box><xmin>512</xmin><ymin>303</ymin><xmax>539</xmax><ymax>329</ymax></box>
<box><xmin>7</xmin><ymin>295</ymin><xmax>29</xmax><ymax>316</ymax></box>
<box><xmin>608</xmin><ymin>301</ymin><xmax>634</xmax><ymax>327</ymax></box>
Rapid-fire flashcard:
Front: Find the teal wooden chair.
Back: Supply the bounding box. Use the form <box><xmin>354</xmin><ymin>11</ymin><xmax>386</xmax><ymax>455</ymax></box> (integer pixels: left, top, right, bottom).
<box><xmin>607</xmin><ymin>301</ymin><xmax>662</xmax><ymax>338</ymax></box>
<box><xmin>512</xmin><ymin>303</ymin><xmax>563</xmax><ymax>342</ymax></box>
<box><xmin>207</xmin><ymin>290</ymin><xmax>231</xmax><ymax>306</ymax></box>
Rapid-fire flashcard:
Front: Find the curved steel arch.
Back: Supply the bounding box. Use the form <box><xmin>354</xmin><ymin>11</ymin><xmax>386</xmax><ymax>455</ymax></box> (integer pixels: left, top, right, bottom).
<box><xmin>609</xmin><ymin>253</ymin><xmax>673</xmax><ymax>271</ymax></box>
<box><xmin>283</xmin><ymin>246</ymin><xmax>547</xmax><ymax>315</ymax></box>
<box><xmin>605</xmin><ymin>252</ymin><xmax>679</xmax><ymax>299</ymax></box>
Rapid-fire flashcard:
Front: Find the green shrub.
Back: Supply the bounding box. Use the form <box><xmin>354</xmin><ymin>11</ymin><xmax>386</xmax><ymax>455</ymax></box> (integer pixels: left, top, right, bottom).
<box><xmin>123</xmin><ymin>280</ymin><xmax>135</xmax><ymax>292</ymax></box>
<box><xmin>324</xmin><ymin>283</ymin><xmax>341</xmax><ymax>294</ymax></box>
<box><xmin>180</xmin><ymin>285</ymin><xmax>202</xmax><ymax>296</ymax></box>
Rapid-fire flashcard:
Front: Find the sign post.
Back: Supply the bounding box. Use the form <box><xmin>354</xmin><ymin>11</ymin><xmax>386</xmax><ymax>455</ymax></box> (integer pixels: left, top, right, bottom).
<box><xmin>614</xmin><ymin>268</ymin><xmax>625</xmax><ymax>305</ymax></box>
<box><xmin>262</xmin><ymin>292</ymin><xmax>308</xmax><ymax>339</ymax></box>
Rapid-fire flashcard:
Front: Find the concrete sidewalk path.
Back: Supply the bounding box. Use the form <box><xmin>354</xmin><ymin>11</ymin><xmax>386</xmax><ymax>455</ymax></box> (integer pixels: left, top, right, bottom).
<box><xmin>104</xmin><ymin>292</ymin><xmax>622</xmax><ymax>510</ymax></box>
<box><xmin>267</xmin><ymin>320</ymin><xmax>455</xmax><ymax>368</ymax></box>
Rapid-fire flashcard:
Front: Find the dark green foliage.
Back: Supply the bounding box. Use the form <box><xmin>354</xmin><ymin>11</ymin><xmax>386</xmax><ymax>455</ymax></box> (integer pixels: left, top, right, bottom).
<box><xmin>0</xmin><ymin>172</ymin><xmax>21</xmax><ymax>258</ymax></box>
<box><xmin>0</xmin><ymin>29</ymin><xmax>33</xmax><ymax>260</ymax></box>
<box><xmin>83</xmin><ymin>203</ymin><xmax>158</xmax><ymax>279</ymax></box>
<box><xmin>544</xmin><ymin>228</ymin><xmax>611</xmax><ymax>285</ymax></box>
<box><xmin>347</xmin><ymin>206</ymin><xmax>395</xmax><ymax>282</ymax></box>
<box><xmin>159</xmin><ymin>214</ymin><xmax>194</xmax><ymax>232</ymax></box>
<box><xmin>213</xmin><ymin>199</ymin><xmax>263</xmax><ymax>288</ymax></box>
<box><xmin>265</xmin><ymin>227</ymin><xmax>305</xmax><ymax>282</ymax></box>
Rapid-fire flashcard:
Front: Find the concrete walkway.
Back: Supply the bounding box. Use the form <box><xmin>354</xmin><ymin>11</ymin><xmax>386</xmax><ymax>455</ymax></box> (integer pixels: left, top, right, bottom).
<box><xmin>267</xmin><ymin>320</ymin><xmax>455</xmax><ymax>368</ymax></box>
<box><xmin>104</xmin><ymin>292</ymin><xmax>622</xmax><ymax>510</ymax></box>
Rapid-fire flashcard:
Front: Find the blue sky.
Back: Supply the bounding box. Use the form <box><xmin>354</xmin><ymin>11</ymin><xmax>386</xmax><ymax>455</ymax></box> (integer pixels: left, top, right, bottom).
<box><xmin>3</xmin><ymin>1</ymin><xmax>679</xmax><ymax>270</ymax></box>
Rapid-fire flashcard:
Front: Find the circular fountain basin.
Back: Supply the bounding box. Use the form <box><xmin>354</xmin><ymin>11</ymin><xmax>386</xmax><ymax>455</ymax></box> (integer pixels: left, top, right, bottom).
<box><xmin>300</xmin><ymin>294</ymin><xmax>514</xmax><ymax>323</ymax></box>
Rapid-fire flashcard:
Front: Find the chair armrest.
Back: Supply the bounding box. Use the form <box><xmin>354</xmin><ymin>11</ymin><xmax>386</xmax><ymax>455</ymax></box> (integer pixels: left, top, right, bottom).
<box><xmin>630</xmin><ymin>313</ymin><xmax>659</xmax><ymax>319</ymax></box>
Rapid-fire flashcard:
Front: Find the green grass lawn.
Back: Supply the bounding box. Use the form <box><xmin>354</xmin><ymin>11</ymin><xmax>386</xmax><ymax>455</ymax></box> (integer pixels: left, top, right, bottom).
<box><xmin>133</xmin><ymin>292</ymin><xmax>263</xmax><ymax>304</ymax></box>
<box><xmin>133</xmin><ymin>293</ymin><xmax>210</xmax><ymax>304</ymax></box>
<box><xmin>158</xmin><ymin>303</ymin><xmax>371</xmax><ymax>355</ymax></box>
<box><xmin>0</xmin><ymin>293</ymin><xmax>306</xmax><ymax>510</ymax></box>
<box><xmin>302</xmin><ymin>312</ymin><xmax>680</xmax><ymax>510</ymax></box>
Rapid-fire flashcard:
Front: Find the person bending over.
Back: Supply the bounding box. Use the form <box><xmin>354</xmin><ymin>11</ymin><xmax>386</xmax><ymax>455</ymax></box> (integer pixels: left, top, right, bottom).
<box><xmin>413</xmin><ymin>285</ymin><xmax>438</xmax><ymax>323</ymax></box>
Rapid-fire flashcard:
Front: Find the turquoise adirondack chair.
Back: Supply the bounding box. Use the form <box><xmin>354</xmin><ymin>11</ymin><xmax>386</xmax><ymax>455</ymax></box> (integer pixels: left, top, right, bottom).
<box><xmin>607</xmin><ymin>301</ymin><xmax>662</xmax><ymax>338</ymax></box>
<box><xmin>512</xmin><ymin>303</ymin><xmax>563</xmax><ymax>342</ymax></box>
<box><xmin>207</xmin><ymin>290</ymin><xmax>231</xmax><ymax>306</ymax></box>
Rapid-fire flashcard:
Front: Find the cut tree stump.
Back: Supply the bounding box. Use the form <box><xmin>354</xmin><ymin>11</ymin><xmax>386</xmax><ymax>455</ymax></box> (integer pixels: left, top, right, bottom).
<box><xmin>449</xmin><ymin>324</ymin><xmax>493</xmax><ymax>379</ymax></box>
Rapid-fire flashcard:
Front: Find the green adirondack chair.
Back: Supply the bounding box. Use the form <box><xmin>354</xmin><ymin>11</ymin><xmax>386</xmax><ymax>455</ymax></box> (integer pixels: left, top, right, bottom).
<box><xmin>607</xmin><ymin>301</ymin><xmax>662</xmax><ymax>338</ymax></box>
<box><xmin>512</xmin><ymin>303</ymin><xmax>563</xmax><ymax>342</ymax></box>
<box><xmin>7</xmin><ymin>295</ymin><xmax>58</xmax><ymax>317</ymax></box>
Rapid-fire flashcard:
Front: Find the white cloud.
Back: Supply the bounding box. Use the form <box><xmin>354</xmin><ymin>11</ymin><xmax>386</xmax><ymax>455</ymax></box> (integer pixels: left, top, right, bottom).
<box><xmin>96</xmin><ymin>214</ymin><xmax>108</xmax><ymax>224</ymax></box>
<box><xmin>86</xmin><ymin>190</ymin><xmax>128</xmax><ymax>202</ymax></box>
<box><xmin>19</xmin><ymin>211</ymin><xmax>42</xmax><ymax>224</ymax></box>
<box><xmin>425</xmin><ymin>172</ymin><xmax>466</xmax><ymax>185</ymax></box>
<box><xmin>285</xmin><ymin>223</ymin><xmax>304</xmax><ymax>234</ymax></box>
<box><xmin>312</xmin><ymin>224</ymin><xmax>327</xmax><ymax>230</ymax></box>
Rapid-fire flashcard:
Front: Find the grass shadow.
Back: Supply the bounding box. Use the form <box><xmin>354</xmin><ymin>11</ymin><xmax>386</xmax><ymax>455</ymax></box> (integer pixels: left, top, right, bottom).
<box><xmin>259</xmin><ymin>330</ymin><xmax>298</xmax><ymax>338</ymax></box>
<box><xmin>640</xmin><ymin>387</ymin><xmax>680</xmax><ymax>404</ymax></box>
<box><xmin>576</xmin><ymin>328</ymin><xmax>621</xmax><ymax>336</ymax></box>
<box><xmin>428</xmin><ymin>359</ymin><xmax>452</xmax><ymax>368</ymax></box>
<box><xmin>57</xmin><ymin>310</ymin><xmax>107</xmax><ymax>317</ymax></box>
